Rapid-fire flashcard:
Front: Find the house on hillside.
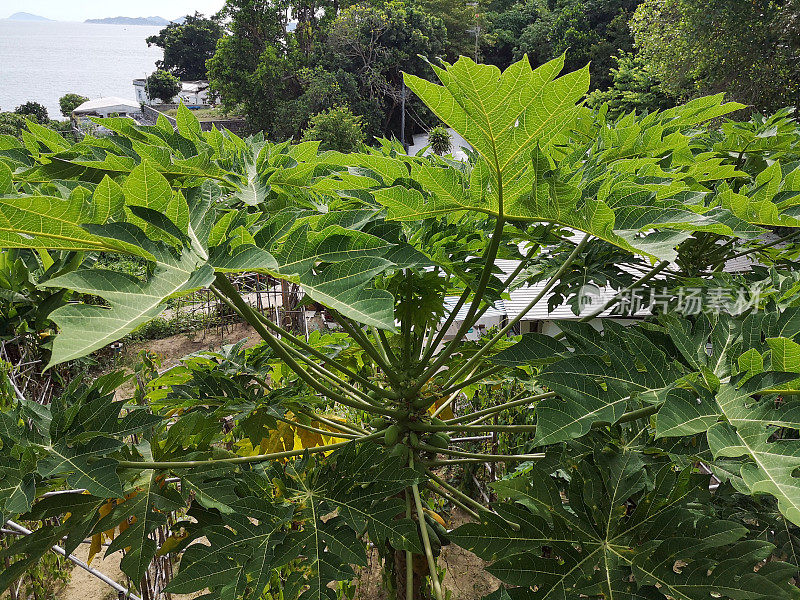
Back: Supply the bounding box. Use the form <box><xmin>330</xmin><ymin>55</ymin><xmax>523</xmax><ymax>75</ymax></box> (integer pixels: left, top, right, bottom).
<box><xmin>437</xmin><ymin>249</ymin><xmax>767</xmax><ymax>344</ymax></box>
<box><xmin>133</xmin><ymin>79</ymin><xmax>211</xmax><ymax>107</ymax></box>
<box><xmin>437</xmin><ymin>259</ymin><xmax>646</xmax><ymax>343</ymax></box>
<box><xmin>71</xmin><ymin>97</ymin><xmax>144</xmax><ymax>135</ymax></box>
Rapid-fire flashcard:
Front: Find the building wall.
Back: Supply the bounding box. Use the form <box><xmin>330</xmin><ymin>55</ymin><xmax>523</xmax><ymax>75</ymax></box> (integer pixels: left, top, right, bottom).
<box><xmin>133</xmin><ymin>80</ymin><xmax>148</xmax><ymax>105</ymax></box>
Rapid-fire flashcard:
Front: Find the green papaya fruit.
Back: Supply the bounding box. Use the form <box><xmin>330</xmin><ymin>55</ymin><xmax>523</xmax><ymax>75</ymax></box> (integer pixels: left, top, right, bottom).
<box><xmin>427</xmin><ymin>432</ymin><xmax>450</xmax><ymax>449</ymax></box>
<box><xmin>424</xmin><ymin>513</ymin><xmax>451</xmax><ymax>546</ymax></box>
<box><xmin>384</xmin><ymin>424</ymin><xmax>401</xmax><ymax>446</ymax></box>
<box><xmin>423</xmin><ymin>522</ymin><xmax>442</xmax><ymax>555</ymax></box>
<box><xmin>370</xmin><ymin>417</ymin><xmax>388</xmax><ymax>429</ymax></box>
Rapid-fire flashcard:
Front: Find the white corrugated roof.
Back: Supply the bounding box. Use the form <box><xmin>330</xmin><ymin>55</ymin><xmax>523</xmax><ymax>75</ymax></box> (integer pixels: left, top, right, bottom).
<box><xmin>497</xmin><ymin>257</ymin><xmax>653</xmax><ymax>321</ymax></box>
<box><xmin>443</xmin><ymin>228</ymin><xmax>771</xmax><ymax>324</ymax></box>
<box><xmin>73</xmin><ymin>97</ymin><xmax>140</xmax><ymax>114</ymax></box>
<box><xmin>443</xmin><ymin>297</ymin><xmax>507</xmax><ymax>321</ymax></box>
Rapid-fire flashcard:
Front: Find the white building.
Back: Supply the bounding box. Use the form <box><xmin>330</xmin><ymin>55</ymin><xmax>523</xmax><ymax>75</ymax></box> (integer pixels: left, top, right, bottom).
<box><xmin>70</xmin><ymin>97</ymin><xmax>144</xmax><ymax>136</ymax></box>
<box><xmin>133</xmin><ymin>79</ymin><xmax>211</xmax><ymax>107</ymax></box>
<box><xmin>70</xmin><ymin>97</ymin><xmax>143</xmax><ymax>136</ymax></box>
<box><xmin>71</xmin><ymin>97</ymin><xmax>141</xmax><ymax>119</ymax></box>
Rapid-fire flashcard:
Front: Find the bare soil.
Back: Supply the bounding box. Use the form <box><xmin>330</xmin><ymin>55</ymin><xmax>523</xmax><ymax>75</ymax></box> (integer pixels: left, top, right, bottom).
<box><xmin>61</xmin><ymin>543</ymin><xmax>203</xmax><ymax>600</ymax></box>
<box><xmin>60</xmin><ymin>543</ymin><xmax>126</xmax><ymax>600</ymax></box>
<box><xmin>130</xmin><ymin>321</ymin><xmax>264</xmax><ymax>366</ymax></box>
<box><xmin>348</xmin><ymin>509</ymin><xmax>502</xmax><ymax>600</ymax></box>
<box><xmin>111</xmin><ymin>321</ymin><xmax>264</xmax><ymax>399</ymax></box>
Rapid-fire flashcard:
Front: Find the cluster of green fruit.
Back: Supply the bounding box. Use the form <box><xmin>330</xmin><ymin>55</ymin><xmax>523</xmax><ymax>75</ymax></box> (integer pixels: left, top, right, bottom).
<box><xmin>369</xmin><ymin>416</ymin><xmax>451</xmax><ymax>462</ymax></box>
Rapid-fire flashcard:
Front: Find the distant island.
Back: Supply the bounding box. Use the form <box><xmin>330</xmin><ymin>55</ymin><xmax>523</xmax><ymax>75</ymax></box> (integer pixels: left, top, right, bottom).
<box><xmin>85</xmin><ymin>16</ymin><xmax>170</xmax><ymax>26</ymax></box>
<box><xmin>5</xmin><ymin>12</ymin><xmax>53</xmax><ymax>21</ymax></box>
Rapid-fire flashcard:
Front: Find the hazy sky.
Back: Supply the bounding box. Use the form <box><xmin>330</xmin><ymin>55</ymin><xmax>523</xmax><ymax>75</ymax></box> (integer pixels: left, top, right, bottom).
<box><xmin>0</xmin><ymin>0</ymin><xmax>227</xmax><ymax>21</ymax></box>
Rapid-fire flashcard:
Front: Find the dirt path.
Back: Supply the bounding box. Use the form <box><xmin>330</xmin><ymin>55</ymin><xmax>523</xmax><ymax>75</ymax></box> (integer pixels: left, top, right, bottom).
<box><xmin>61</xmin><ymin>543</ymin><xmax>127</xmax><ymax>600</ymax></box>
<box><xmin>111</xmin><ymin>321</ymin><xmax>263</xmax><ymax>399</ymax></box>
<box><xmin>62</xmin><ymin>543</ymin><xmax>203</xmax><ymax>600</ymax></box>
<box><xmin>122</xmin><ymin>320</ymin><xmax>263</xmax><ymax>370</ymax></box>
<box><xmin>348</xmin><ymin>509</ymin><xmax>502</xmax><ymax>600</ymax></box>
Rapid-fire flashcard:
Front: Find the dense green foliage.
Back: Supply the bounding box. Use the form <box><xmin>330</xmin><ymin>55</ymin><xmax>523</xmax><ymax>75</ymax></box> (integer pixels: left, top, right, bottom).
<box><xmin>58</xmin><ymin>94</ymin><xmax>89</xmax><ymax>118</ymax></box>
<box><xmin>145</xmin><ymin>70</ymin><xmax>182</xmax><ymax>103</ymax></box>
<box><xmin>586</xmin><ymin>52</ymin><xmax>674</xmax><ymax>116</ymax></box>
<box><xmin>631</xmin><ymin>0</ymin><xmax>800</xmax><ymax>113</ymax></box>
<box><xmin>479</xmin><ymin>0</ymin><xmax>640</xmax><ymax>90</ymax></box>
<box><xmin>206</xmin><ymin>0</ymin><xmax>447</xmax><ymax>137</ymax></box>
<box><xmin>146</xmin><ymin>12</ymin><xmax>223</xmax><ymax>81</ymax></box>
<box><xmin>4</xmin><ymin>56</ymin><xmax>800</xmax><ymax>600</ymax></box>
<box><xmin>0</xmin><ymin>112</ymin><xmax>30</xmax><ymax>138</ymax></box>
<box><xmin>186</xmin><ymin>0</ymin><xmax>799</xmax><ymax>137</ymax></box>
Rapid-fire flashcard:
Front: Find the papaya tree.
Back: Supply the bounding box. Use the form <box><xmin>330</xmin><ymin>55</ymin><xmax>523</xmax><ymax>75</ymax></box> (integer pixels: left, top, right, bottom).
<box><xmin>2</xmin><ymin>55</ymin><xmax>800</xmax><ymax>600</ymax></box>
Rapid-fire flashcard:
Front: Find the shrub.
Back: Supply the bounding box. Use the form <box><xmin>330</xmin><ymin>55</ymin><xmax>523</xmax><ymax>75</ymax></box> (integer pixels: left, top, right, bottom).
<box><xmin>301</xmin><ymin>105</ymin><xmax>366</xmax><ymax>152</ymax></box>
<box><xmin>427</xmin><ymin>126</ymin><xmax>452</xmax><ymax>155</ymax></box>
<box><xmin>145</xmin><ymin>69</ymin><xmax>182</xmax><ymax>103</ymax></box>
<box><xmin>14</xmin><ymin>101</ymin><xmax>48</xmax><ymax>123</ymax></box>
<box><xmin>58</xmin><ymin>93</ymin><xmax>89</xmax><ymax>117</ymax></box>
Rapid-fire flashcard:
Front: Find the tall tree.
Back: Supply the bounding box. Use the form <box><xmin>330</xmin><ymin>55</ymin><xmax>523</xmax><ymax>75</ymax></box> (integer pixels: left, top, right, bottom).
<box><xmin>59</xmin><ymin>94</ymin><xmax>88</xmax><ymax>118</ymax></box>
<box><xmin>206</xmin><ymin>0</ymin><xmax>292</xmax><ymax>132</ymax></box>
<box><xmin>478</xmin><ymin>0</ymin><xmax>544</xmax><ymax>67</ymax></box>
<box><xmin>325</xmin><ymin>1</ymin><xmax>447</xmax><ymax>137</ymax></box>
<box><xmin>146</xmin><ymin>70</ymin><xmax>182</xmax><ymax>103</ymax></box>
<box><xmin>479</xmin><ymin>0</ymin><xmax>641</xmax><ymax>89</ymax></box>
<box><xmin>586</xmin><ymin>51</ymin><xmax>676</xmax><ymax>116</ymax></box>
<box><xmin>146</xmin><ymin>13</ymin><xmax>223</xmax><ymax>80</ymax></box>
<box><xmin>14</xmin><ymin>102</ymin><xmax>48</xmax><ymax>123</ymax></box>
<box><xmin>631</xmin><ymin>0</ymin><xmax>800</xmax><ymax>113</ymax></box>
<box><xmin>546</xmin><ymin>0</ymin><xmax>639</xmax><ymax>89</ymax></box>
<box><xmin>412</xmin><ymin>0</ymin><xmax>476</xmax><ymax>60</ymax></box>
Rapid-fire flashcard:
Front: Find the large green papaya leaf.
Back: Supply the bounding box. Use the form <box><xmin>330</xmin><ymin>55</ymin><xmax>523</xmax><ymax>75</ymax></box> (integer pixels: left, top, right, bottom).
<box><xmin>167</xmin><ymin>444</ymin><xmax>421</xmax><ymax>600</ymax></box>
<box><xmin>511</xmin><ymin>321</ymin><xmax>684</xmax><ymax>446</ymax></box>
<box><xmin>657</xmin><ymin>370</ymin><xmax>800</xmax><ymax>526</ymax></box>
<box><xmin>452</xmin><ymin>449</ymin><xmax>797</xmax><ymax>600</ymax></box>
<box><xmin>404</xmin><ymin>54</ymin><xmax>588</xmax><ymax>180</ymax></box>
<box><xmin>0</xmin><ymin>194</ymin><xmax>151</xmax><ymax>256</ymax></box>
<box><xmin>280</xmin><ymin>442</ymin><xmax>422</xmax><ymax>552</ymax></box>
<box><xmin>396</xmin><ymin>57</ymin><xmax>772</xmax><ymax>261</ymax></box>
<box><xmin>649</xmin><ymin>309</ymin><xmax>800</xmax><ymax>526</ymax></box>
<box><xmin>267</xmin><ymin>223</ymin><xmax>397</xmax><ymax>329</ymax></box>
<box><xmin>43</xmin><ymin>223</ymin><xmax>215</xmax><ymax>366</ymax></box>
<box><xmin>166</xmin><ymin>501</ymin><xmax>293</xmax><ymax>599</ymax></box>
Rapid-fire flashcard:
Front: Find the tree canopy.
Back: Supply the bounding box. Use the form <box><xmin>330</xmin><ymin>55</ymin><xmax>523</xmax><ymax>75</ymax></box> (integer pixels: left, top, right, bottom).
<box><xmin>146</xmin><ymin>13</ymin><xmax>224</xmax><ymax>81</ymax></box>
<box><xmin>145</xmin><ymin>70</ymin><xmax>182</xmax><ymax>103</ymax></box>
<box><xmin>631</xmin><ymin>0</ymin><xmax>800</xmax><ymax>113</ymax></box>
<box><xmin>58</xmin><ymin>94</ymin><xmax>88</xmax><ymax>118</ymax></box>
<box><xmin>301</xmin><ymin>105</ymin><xmax>366</xmax><ymax>151</ymax></box>
<box><xmin>14</xmin><ymin>102</ymin><xmax>48</xmax><ymax>123</ymax></box>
